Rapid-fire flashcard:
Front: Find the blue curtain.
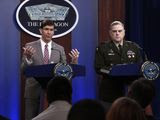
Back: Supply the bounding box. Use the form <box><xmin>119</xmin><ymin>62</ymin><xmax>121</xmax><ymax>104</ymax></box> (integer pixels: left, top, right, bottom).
<box><xmin>0</xmin><ymin>0</ymin><xmax>20</xmax><ymax>120</ymax></box>
<box><xmin>126</xmin><ymin>0</ymin><xmax>160</xmax><ymax>119</ymax></box>
<box><xmin>71</xmin><ymin>0</ymin><xmax>98</xmax><ymax>103</ymax></box>
<box><xmin>126</xmin><ymin>0</ymin><xmax>160</xmax><ymax>62</ymax></box>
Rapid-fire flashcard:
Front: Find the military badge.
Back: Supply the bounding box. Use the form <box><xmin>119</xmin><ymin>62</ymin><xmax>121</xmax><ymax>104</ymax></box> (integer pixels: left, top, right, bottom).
<box><xmin>127</xmin><ymin>50</ymin><xmax>135</xmax><ymax>58</ymax></box>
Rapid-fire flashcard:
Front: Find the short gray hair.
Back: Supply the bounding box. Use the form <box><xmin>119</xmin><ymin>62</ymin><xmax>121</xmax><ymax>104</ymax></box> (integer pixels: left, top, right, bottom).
<box><xmin>110</xmin><ymin>21</ymin><xmax>124</xmax><ymax>29</ymax></box>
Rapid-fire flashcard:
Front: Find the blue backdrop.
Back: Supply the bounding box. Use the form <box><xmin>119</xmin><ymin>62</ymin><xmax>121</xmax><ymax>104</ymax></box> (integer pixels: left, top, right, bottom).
<box><xmin>0</xmin><ymin>0</ymin><xmax>20</xmax><ymax>120</ymax></box>
<box><xmin>71</xmin><ymin>0</ymin><xmax>98</xmax><ymax>103</ymax></box>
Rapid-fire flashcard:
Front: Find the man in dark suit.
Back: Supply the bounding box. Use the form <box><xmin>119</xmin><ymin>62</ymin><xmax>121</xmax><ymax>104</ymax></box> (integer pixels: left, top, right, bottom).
<box><xmin>21</xmin><ymin>20</ymin><xmax>79</xmax><ymax>120</ymax></box>
<box><xmin>95</xmin><ymin>21</ymin><xmax>143</xmax><ymax>105</ymax></box>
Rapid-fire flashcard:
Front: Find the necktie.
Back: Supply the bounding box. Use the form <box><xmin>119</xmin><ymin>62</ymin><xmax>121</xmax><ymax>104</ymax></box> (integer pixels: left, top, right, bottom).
<box><xmin>43</xmin><ymin>44</ymin><xmax>49</xmax><ymax>64</ymax></box>
<box><xmin>41</xmin><ymin>44</ymin><xmax>49</xmax><ymax>112</ymax></box>
<box><xmin>118</xmin><ymin>44</ymin><xmax>122</xmax><ymax>55</ymax></box>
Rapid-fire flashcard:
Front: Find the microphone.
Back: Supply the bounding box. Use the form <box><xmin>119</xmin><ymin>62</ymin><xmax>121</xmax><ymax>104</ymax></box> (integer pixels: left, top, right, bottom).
<box><xmin>51</xmin><ymin>47</ymin><xmax>61</xmax><ymax>53</ymax></box>
<box><xmin>142</xmin><ymin>49</ymin><xmax>148</xmax><ymax>62</ymax></box>
<box><xmin>51</xmin><ymin>47</ymin><xmax>62</xmax><ymax>57</ymax></box>
<box><xmin>131</xmin><ymin>42</ymin><xmax>148</xmax><ymax>62</ymax></box>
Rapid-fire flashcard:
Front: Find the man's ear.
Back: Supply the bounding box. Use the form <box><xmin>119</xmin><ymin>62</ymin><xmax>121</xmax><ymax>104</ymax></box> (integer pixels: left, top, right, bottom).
<box><xmin>124</xmin><ymin>29</ymin><xmax>125</xmax><ymax>36</ymax></box>
<box><xmin>39</xmin><ymin>28</ymin><xmax>42</xmax><ymax>34</ymax></box>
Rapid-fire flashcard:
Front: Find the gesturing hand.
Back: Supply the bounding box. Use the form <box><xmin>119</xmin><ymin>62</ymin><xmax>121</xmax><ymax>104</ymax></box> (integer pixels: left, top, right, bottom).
<box><xmin>23</xmin><ymin>46</ymin><xmax>36</xmax><ymax>60</ymax></box>
<box><xmin>68</xmin><ymin>49</ymin><xmax>80</xmax><ymax>64</ymax></box>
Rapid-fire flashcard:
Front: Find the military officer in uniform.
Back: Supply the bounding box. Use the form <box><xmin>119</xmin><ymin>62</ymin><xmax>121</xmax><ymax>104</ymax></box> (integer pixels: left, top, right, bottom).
<box><xmin>95</xmin><ymin>21</ymin><xmax>143</xmax><ymax>104</ymax></box>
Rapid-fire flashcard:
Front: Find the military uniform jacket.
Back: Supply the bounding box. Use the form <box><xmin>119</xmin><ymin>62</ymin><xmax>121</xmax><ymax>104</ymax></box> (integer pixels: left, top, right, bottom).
<box><xmin>95</xmin><ymin>40</ymin><xmax>143</xmax><ymax>102</ymax></box>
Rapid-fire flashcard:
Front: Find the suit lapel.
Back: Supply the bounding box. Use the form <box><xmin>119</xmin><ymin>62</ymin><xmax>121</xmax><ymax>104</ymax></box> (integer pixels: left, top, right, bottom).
<box><xmin>110</xmin><ymin>41</ymin><xmax>120</xmax><ymax>55</ymax></box>
<box><xmin>122</xmin><ymin>41</ymin><xmax>128</xmax><ymax>55</ymax></box>
<box><xmin>50</xmin><ymin>41</ymin><xmax>54</xmax><ymax>62</ymax></box>
<box><xmin>50</xmin><ymin>41</ymin><xmax>60</xmax><ymax>63</ymax></box>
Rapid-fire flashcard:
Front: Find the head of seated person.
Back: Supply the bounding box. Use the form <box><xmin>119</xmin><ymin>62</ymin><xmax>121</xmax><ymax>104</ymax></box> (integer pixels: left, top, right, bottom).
<box><xmin>127</xmin><ymin>77</ymin><xmax>155</xmax><ymax>109</ymax></box>
<box><xmin>106</xmin><ymin>97</ymin><xmax>146</xmax><ymax>120</ymax></box>
<box><xmin>67</xmin><ymin>99</ymin><xmax>106</xmax><ymax>120</ymax></box>
<box><xmin>47</xmin><ymin>76</ymin><xmax>72</xmax><ymax>104</ymax></box>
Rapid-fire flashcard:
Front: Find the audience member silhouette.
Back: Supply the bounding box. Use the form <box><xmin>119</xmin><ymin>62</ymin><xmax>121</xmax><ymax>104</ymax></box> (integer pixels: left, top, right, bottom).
<box><xmin>0</xmin><ymin>115</ymin><xmax>10</xmax><ymax>120</ymax></box>
<box><xmin>32</xmin><ymin>76</ymin><xmax>72</xmax><ymax>120</ymax></box>
<box><xmin>127</xmin><ymin>78</ymin><xmax>155</xmax><ymax>120</ymax></box>
<box><xmin>67</xmin><ymin>99</ymin><xmax>106</xmax><ymax>120</ymax></box>
<box><xmin>106</xmin><ymin>97</ymin><xmax>146</xmax><ymax>120</ymax></box>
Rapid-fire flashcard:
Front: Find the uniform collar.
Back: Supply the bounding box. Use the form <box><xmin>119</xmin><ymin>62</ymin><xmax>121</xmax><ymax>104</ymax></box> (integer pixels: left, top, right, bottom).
<box><xmin>113</xmin><ymin>41</ymin><xmax>124</xmax><ymax>48</ymax></box>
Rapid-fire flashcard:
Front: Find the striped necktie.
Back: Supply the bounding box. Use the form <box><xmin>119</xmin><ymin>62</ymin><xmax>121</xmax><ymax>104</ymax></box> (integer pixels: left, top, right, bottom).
<box><xmin>43</xmin><ymin>44</ymin><xmax>49</xmax><ymax>64</ymax></box>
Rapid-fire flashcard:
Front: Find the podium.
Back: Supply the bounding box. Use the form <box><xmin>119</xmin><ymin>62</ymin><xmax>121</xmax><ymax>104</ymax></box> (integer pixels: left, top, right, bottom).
<box><xmin>102</xmin><ymin>62</ymin><xmax>160</xmax><ymax>81</ymax></box>
<box><xmin>24</xmin><ymin>63</ymin><xmax>85</xmax><ymax>89</ymax></box>
<box><xmin>106</xmin><ymin>62</ymin><xmax>160</xmax><ymax>120</ymax></box>
<box><xmin>100</xmin><ymin>63</ymin><xmax>143</xmax><ymax>84</ymax></box>
<box><xmin>109</xmin><ymin>63</ymin><xmax>142</xmax><ymax>77</ymax></box>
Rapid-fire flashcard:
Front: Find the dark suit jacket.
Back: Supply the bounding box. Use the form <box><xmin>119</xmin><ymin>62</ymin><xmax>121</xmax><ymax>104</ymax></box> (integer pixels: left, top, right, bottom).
<box><xmin>22</xmin><ymin>40</ymin><xmax>66</xmax><ymax>98</ymax></box>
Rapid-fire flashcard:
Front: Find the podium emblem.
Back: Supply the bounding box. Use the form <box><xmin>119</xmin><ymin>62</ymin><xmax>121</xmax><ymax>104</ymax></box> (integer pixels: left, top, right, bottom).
<box><xmin>141</xmin><ymin>61</ymin><xmax>159</xmax><ymax>80</ymax></box>
<box><xmin>54</xmin><ymin>63</ymin><xmax>73</xmax><ymax>79</ymax></box>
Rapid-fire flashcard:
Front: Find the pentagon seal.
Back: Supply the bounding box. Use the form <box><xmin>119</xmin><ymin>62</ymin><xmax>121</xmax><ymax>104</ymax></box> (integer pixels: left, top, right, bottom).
<box><xmin>141</xmin><ymin>61</ymin><xmax>159</xmax><ymax>80</ymax></box>
<box><xmin>54</xmin><ymin>63</ymin><xmax>73</xmax><ymax>79</ymax></box>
